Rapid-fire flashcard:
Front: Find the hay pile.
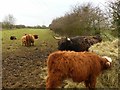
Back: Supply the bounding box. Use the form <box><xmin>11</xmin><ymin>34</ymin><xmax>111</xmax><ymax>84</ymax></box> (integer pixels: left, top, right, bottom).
<box><xmin>89</xmin><ymin>39</ymin><xmax>118</xmax><ymax>59</ymax></box>
<box><xmin>89</xmin><ymin>39</ymin><xmax>119</xmax><ymax>88</ymax></box>
<box><xmin>63</xmin><ymin>39</ymin><xmax>119</xmax><ymax>88</ymax></box>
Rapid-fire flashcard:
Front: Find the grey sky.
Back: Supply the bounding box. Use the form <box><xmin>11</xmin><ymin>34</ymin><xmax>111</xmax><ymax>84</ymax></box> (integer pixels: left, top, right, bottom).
<box><xmin>0</xmin><ymin>0</ymin><xmax>111</xmax><ymax>26</ymax></box>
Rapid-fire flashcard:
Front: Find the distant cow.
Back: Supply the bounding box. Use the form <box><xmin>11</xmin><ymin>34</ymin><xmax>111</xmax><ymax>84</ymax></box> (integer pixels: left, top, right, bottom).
<box><xmin>33</xmin><ymin>34</ymin><xmax>39</xmax><ymax>39</ymax></box>
<box><xmin>46</xmin><ymin>51</ymin><xmax>112</xmax><ymax>89</ymax></box>
<box><xmin>54</xmin><ymin>35</ymin><xmax>102</xmax><ymax>52</ymax></box>
<box><xmin>10</xmin><ymin>36</ymin><xmax>17</xmax><ymax>40</ymax></box>
<box><xmin>21</xmin><ymin>34</ymin><xmax>36</xmax><ymax>46</ymax></box>
<box><xmin>21</xmin><ymin>35</ymin><xmax>27</xmax><ymax>46</ymax></box>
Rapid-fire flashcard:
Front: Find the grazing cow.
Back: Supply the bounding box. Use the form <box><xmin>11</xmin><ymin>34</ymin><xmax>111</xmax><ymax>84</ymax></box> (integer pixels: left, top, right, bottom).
<box><xmin>10</xmin><ymin>36</ymin><xmax>17</xmax><ymax>40</ymax></box>
<box><xmin>46</xmin><ymin>51</ymin><xmax>112</xmax><ymax>90</ymax></box>
<box><xmin>33</xmin><ymin>34</ymin><xmax>39</xmax><ymax>39</ymax></box>
<box><xmin>26</xmin><ymin>34</ymin><xmax>35</xmax><ymax>46</ymax></box>
<box><xmin>21</xmin><ymin>35</ymin><xmax>27</xmax><ymax>46</ymax></box>
<box><xmin>54</xmin><ymin>35</ymin><xmax>102</xmax><ymax>52</ymax></box>
<box><xmin>21</xmin><ymin>34</ymin><xmax>35</xmax><ymax>46</ymax></box>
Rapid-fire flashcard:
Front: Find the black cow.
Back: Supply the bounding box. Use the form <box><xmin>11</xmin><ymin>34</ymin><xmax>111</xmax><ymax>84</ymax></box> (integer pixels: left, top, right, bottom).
<box><xmin>56</xmin><ymin>35</ymin><xmax>102</xmax><ymax>52</ymax></box>
<box><xmin>10</xmin><ymin>36</ymin><xmax>17</xmax><ymax>40</ymax></box>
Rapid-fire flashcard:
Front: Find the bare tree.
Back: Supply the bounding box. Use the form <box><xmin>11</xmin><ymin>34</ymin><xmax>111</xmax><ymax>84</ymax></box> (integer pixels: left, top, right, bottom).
<box><xmin>108</xmin><ymin>0</ymin><xmax>120</xmax><ymax>37</ymax></box>
<box><xmin>2</xmin><ymin>14</ymin><xmax>16</xmax><ymax>29</ymax></box>
<box><xmin>50</xmin><ymin>3</ymin><xmax>107</xmax><ymax>36</ymax></box>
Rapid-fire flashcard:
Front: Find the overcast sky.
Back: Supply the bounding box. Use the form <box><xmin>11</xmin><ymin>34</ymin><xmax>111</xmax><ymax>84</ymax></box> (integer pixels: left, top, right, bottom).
<box><xmin>0</xmin><ymin>0</ymin><xmax>111</xmax><ymax>26</ymax></box>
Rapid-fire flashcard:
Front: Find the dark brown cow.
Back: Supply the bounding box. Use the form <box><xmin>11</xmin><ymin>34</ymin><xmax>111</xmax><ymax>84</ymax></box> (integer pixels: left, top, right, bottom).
<box><xmin>54</xmin><ymin>35</ymin><xmax>102</xmax><ymax>52</ymax></box>
<box><xmin>46</xmin><ymin>51</ymin><xmax>112</xmax><ymax>90</ymax></box>
<box><xmin>10</xmin><ymin>36</ymin><xmax>17</xmax><ymax>40</ymax></box>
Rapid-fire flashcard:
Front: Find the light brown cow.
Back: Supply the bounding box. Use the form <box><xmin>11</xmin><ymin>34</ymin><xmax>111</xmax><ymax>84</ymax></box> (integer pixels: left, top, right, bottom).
<box><xmin>21</xmin><ymin>34</ymin><xmax>35</xmax><ymax>46</ymax></box>
<box><xmin>21</xmin><ymin>35</ymin><xmax>27</xmax><ymax>46</ymax></box>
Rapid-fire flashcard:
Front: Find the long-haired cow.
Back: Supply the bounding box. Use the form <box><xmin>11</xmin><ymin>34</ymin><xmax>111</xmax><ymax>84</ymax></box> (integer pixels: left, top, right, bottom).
<box><xmin>21</xmin><ymin>35</ymin><xmax>27</xmax><ymax>46</ymax></box>
<box><xmin>54</xmin><ymin>35</ymin><xmax>102</xmax><ymax>52</ymax></box>
<box><xmin>21</xmin><ymin>34</ymin><xmax>37</xmax><ymax>46</ymax></box>
<box><xmin>46</xmin><ymin>51</ymin><xmax>112</xmax><ymax>89</ymax></box>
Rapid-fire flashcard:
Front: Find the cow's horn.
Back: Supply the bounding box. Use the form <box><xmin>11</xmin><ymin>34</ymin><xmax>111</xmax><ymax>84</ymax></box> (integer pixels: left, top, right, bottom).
<box><xmin>53</xmin><ymin>36</ymin><xmax>62</xmax><ymax>40</ymax></box>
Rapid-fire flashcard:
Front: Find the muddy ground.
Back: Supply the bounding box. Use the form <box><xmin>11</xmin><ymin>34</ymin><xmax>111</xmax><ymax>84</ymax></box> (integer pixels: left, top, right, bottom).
<box><xmin>2</xmin><ymin>42</ymin><xmax>57</xmax><ymax>88</ymax></box>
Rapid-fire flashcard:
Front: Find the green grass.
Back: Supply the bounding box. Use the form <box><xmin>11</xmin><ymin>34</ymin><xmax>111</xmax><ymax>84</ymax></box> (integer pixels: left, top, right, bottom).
<box><xmin>2</xmin><ymin>28</ymin><xmax>55</xmax><ymax>42</ymax></box>
<box><xmin>1</xmin><ymin>29</ymin><xmax>58</xmax><ymax>66</ymax></box>
<box><xmin>1</xmin><ymin>28</ymin><xmax>57</xmax><ymax>52</ymax></box>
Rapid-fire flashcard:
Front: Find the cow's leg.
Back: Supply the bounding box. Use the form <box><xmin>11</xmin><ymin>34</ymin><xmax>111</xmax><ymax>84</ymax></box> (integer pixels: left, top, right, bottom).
<box><xmin>28</xmin><ymin>41</ymin><xmax>31</xmax><ymax>46</ymax></box>
<box><xmin>26</xmin><ymin>41</ymin><xmax>28</xmax><ymax>46</ymax></box>
<box><xmin>89</xmin><ymin>76</ymin><xmax>97</xmax><ymax>90</ymax></box>
<box><xmin>32</xmin><ymin>43</ymin><xmax>34</xmax><ymax>46</ymax></box>
<box><xmin>84</xmin><ymin>80</ymin><xmax>90</xmax><ymax>89</ymax></box>
<box><xmin>46</xmin><ymin>73</ymin><xmax>63</xmax><ymax>89</ymax></box>
<box><xmin>24</xmin><ymin>41</ymin><xmax>27</xmax><ymax>46</ymax></box>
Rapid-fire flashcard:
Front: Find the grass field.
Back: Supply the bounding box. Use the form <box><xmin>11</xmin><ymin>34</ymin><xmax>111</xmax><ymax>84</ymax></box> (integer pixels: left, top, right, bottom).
<box><xmin>2</xmin><ymin>29</ymin><xmax>57</xmax><ymax>58</ymax></box>
<box><xmin>1</xmin><ymin>28</ymin><xmax>119</xmax><ymax>89</ymax></box>
<box><xmin>2</xmin><ymin>28</ymin><xmax>56</xmax><ymax>46</ymax></box>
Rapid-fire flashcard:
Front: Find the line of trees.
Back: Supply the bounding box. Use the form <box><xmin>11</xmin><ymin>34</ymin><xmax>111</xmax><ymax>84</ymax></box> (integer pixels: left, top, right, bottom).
<box><xmin>50</xmin><ymin>1</ymin><xmax>119</xmax><ymax>37</ymax></box>
<box><xmin>109</xmin><ymin>0</ymin><xmax>120</xmax><ymax>37</ymax></box>
<box><xmin>15</xmin><ymin>24</ymin><xmax>48</xmax><ymax>29</ymax></box>
<box><xmin>2</xmin><ymin>14</ymin><xmax>15</xmax><ymax>29</ymax></box>
<box><xmin>49</xmin><ymin>3</ymin><xmax>108</xmax><ymax>36</ymax></box>
<box><xmin>2</xmin><ymin>14</ymin><xmax>48</xmax><ymax>29</ymax></box>
<box><xmin>2</xmin><ymin>0</ymin><xmax>119</xmax><ymax>36</ymax></box>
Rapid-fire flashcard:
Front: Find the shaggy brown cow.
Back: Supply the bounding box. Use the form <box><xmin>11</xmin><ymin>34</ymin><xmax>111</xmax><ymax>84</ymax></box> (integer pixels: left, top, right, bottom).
<box><xmin>21</xmin><ymin>35</ymin><xmax>27</xmax><ymax>46</ymax></box>
<box><xmin>21</xmin><ymin>34</ymin><xmax>35</xmax><ymax>46</ymax></box>
<box><xmin>26</xmin><ymin>34</ymin><xmax>35</xmax><ymax>46</ymax></box>
<box><xmin>46</xmin><ymin>51</ymin><xmax>112</xmax><ymax>90</ymax></box>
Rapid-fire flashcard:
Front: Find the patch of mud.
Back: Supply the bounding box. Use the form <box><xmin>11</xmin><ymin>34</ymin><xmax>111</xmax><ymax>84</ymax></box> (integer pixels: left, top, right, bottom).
<box><xmin>2</xmin><ymin>42</ymin><xmax>56</xmax><ymax>88</ymax></box>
